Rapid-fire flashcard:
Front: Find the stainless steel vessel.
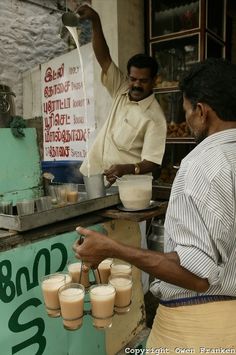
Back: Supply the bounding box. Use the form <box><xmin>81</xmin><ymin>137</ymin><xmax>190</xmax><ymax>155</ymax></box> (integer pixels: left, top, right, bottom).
<box><xmin>147</xmin><ymin>219</ymin><xmax>165</xmax><ymax>252</ymax></box>
<box><xmin>0</xmin><ymin>84</ymin><xmax>16</xmax><ymax>128</ymax></box>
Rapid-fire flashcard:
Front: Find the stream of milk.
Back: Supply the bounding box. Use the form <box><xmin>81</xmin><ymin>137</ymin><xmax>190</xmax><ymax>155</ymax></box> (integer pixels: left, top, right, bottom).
<box><xmin>65</xmin><ymin>26</ymin><xmax>91</xmax><ymax>177</ymax></box>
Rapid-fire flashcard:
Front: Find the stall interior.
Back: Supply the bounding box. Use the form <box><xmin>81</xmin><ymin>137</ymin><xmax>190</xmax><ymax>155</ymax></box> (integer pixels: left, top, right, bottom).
<box><xmin>0</xmin><ymin>128</ymin><xmax>120</xmax><ymax>232</ymax></box>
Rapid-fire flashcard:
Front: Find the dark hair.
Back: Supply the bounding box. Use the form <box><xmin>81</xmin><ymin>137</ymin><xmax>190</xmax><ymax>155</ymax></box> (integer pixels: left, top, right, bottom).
<box><xmin>127</xmin><ymin>54</ymin><xmax>158</xmax><ymax>78</ymax></box>
<box><xmin>179</xmin><ymin>58</ymin><xmax>236</xmax><ymax>121</ymax></box>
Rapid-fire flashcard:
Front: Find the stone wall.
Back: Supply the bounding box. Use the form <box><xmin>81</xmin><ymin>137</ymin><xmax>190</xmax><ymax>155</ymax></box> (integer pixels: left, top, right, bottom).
<box><xmin>0</xmin><ymin>0</ymin><xmax>65</xmax><ymax>115</ymax></box>
<box><xmin>0</xmin><ymin>0</ymin><xmax>91</xmax><ymax>117</ymax></box>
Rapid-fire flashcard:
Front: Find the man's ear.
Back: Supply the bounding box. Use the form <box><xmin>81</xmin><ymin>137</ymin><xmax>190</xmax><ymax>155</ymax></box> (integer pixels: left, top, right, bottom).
<box><xmin>196</xmin><ymin>102</ymin><xmax>209</xmax><ymax>122</ymax></box>
<box><xmin>151</xmin><ymin>75</ymin><xmax>157</xmax><ymax>87</ymax></box>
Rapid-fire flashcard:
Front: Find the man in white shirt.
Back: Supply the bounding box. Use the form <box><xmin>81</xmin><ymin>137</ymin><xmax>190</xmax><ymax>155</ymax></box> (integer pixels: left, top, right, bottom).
<box><xmin>78</xmin><ymin>5</ymin><xmax>166</xmax><ymax>184</ymax></box>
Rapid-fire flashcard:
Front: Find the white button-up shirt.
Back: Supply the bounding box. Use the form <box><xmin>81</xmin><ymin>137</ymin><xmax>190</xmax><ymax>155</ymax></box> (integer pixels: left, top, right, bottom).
<box><xmin>80</xmin><ymin>61</ymin><xmax>167</xmax><ymax>176</ymax></box>
<box><xmin>151</xmin><ymin>129</ymin><xmax>236</xmax><ymax>300</ymax></box>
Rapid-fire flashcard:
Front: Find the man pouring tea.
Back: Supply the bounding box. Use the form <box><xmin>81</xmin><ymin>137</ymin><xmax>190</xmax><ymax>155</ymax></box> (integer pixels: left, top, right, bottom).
<box><xmin>77</xmin><ymin>5</ymin><xmax>167</xmax><ymax>185</ymax></box>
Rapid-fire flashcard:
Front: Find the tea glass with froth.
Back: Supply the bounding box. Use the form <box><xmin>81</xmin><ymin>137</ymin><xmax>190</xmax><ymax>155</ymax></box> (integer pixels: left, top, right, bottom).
<box><xmin>67</xmin><ymin>261</ymin><xmax>90</xmax><ymax>289</ymax></box>
<box><xmin>62</xmin><ymin>272</ymin><xmax>72</xmax><ymax>285</ymax></box>
<box><xmin>58</xmin><ymin>283</ymin><xmax>85</xmax><ymax>330</ymax></box>
<box><xmin>89</xmin><ymin>284</ymin><xmax>116</xmax><ymax>329</ymax></box>
<box><xmin>110</xmin><ymin>260</ymin><xmax>132</xmax><ymax>276</ymax></box>
<box><xmin>94</xmin><ymin>258</ymin><xmax>113</xmax><ymax>284</ymax></box>
<box><xmin>108</xmin><ymin>273</ymin><xmax>132</xmax><ymax>314</ymax></box>
<box><xmin>41</xmin><ymin>273</ymin><xmax>66</xmax><ymax>317</ymax></box>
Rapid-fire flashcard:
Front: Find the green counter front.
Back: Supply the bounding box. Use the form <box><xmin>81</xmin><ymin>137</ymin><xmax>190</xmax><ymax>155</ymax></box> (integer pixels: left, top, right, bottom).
<box><xmin>0</xmin><ymin>229</ymin><xmax>105</xmax><ymax>355</ymax></box>
<box><xmin>0</xmin><ymin>217</ymin><xmax>155</xmax><ymax>355</ymax></box>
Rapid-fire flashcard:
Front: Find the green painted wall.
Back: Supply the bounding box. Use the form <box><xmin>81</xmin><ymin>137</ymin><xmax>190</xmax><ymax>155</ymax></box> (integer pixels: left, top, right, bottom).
<box><xmin>0</xmin><ymin>128</ymin><xmax>43</xmax><ymax>203</ymax></box>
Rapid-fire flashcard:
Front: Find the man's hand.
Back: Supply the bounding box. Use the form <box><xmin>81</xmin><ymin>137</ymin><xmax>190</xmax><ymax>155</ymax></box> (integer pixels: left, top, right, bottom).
<box><xmin>77</xmin><ymin>4</ymin><xmax>99</xmax><ymax>21</ymax></box>
<box><xmin>73</xmin><ymin>226</ymin><xmax>114</xmax><ymax>269</ymax></box>
<box><xmin>104</xmin><ymin>164</ymin><xmax>134</xmax><ymax>184</ymax></box>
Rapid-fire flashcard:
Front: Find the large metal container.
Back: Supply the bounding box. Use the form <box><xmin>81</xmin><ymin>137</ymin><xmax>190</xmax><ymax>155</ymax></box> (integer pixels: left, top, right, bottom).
<box><xmin>0</xmin><ymin>84</ymin><xmax>16</xmax><ymax>127</ymax></box>
<box><xmin>147</xmin><ymin>219</ymin><xmax>164</xmax><ymax>252</ymax></box>
<box><xmin>83</xmin><ymin>174</ymin><xmax>106</xmax><ymax>199</ymax></box>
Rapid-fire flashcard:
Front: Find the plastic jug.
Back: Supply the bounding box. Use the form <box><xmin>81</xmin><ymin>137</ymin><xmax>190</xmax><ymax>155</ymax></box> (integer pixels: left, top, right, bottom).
<box><xmin>117</xmin><ymin>175</ymin><xmax>153</xmax><ymax>209</ymax></box>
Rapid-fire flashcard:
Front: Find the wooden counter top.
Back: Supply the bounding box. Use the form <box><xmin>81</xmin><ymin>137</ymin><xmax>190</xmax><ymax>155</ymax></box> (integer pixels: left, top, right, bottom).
<box><xmin>97</xmin><ymin>201</ymin><xmax>168</xmax><ymax>222</ymax></box>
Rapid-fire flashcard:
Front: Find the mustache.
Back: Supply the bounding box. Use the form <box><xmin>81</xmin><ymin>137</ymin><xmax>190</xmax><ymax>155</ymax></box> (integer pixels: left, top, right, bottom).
<box><xmin>131</xmin><ymin>86</ymin><xmax>143</xmax><ymax>93</ymax></box>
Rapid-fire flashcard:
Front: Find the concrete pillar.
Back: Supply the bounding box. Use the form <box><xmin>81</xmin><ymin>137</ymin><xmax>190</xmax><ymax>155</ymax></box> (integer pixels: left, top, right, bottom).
<box><xmin>117</xmin><ymin>0</ymin><xmax>145</xmax><ymax>72</ymax></box>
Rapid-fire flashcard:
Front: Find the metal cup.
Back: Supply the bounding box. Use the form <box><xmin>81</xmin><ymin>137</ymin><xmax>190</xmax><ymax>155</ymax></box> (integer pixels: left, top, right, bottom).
<box><xmin>83</xmin><ymin>174</ymin><xmax>106</xmax><ymax>199</ymax></box>
<box><xmin>35</xmin><ymin>196</ymin><xmax>52</xmax><ymax>212</ymax></box>
<box><xmin>16</xmin><ymin>199</ymin><xmax>35</xmax><ymax>216</ymax></box>
<box><xmin>62</xmin><ymin>12</ymin><xmax>80</xmax><ymax>27</ymax></box>
<box><xmin>0</xmin><ymin>200</ymin><xmax>13</xmax><ymax>215</ymax></box>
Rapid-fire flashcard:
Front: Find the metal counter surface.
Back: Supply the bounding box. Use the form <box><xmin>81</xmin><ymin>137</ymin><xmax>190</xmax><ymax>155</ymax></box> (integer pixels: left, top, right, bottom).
<box><xmin>0</xmin><ymin>184</ymin><xmax>168</xmax><ymax>252</ymax></box>
<box><xmin>0</xmin><ymin>190</ymin><xmax>120</xmax><ymax>232</ymax></box>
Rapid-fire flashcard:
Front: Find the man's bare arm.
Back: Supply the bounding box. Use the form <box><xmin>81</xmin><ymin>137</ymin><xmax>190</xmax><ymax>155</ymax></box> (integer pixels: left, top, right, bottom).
<box><xmin>73</xmin><ymin>227</ymin><xmax>209</xmax><ymax>293</ymax></box>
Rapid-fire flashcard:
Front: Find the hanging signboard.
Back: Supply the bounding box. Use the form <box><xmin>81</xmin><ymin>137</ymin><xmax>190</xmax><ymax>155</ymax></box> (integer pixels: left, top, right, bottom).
<box><xmin>41</xmin><ymin>43</ymin><xmax>95</xmax><ymax>161</ymax></box>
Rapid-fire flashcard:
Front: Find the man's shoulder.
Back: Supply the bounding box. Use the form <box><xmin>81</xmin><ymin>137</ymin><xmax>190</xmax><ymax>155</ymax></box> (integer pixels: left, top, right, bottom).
<box><xmin>102</xmin><ymin>61</ymin><xmax>128</xmax><ymax>96</ymax></box>
<box><xmin>147</xmin><ymin>97</ymin><xmax>167</xmax><ymax>124</ymax></box>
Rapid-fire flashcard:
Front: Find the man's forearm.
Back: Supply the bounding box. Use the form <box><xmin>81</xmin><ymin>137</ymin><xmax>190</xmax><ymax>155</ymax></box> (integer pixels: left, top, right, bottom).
<box><xmin>104</xmin><ymin>160</ymin><xmax>160</xmax><ymax>184</ymax></box>
<box><xmin>108</xmin><ymin>241</ymin><xmax>209</xmax><ymax>293</ymax></box>
<box><xmin>91</xmin><ymin>15</ymin><xmax>111</xmax><ymax>72</ymax></box>
<box><xmin>137</xmin><ymin>160</ymin><xmax>159</xmax><ymax>175</ymax></box>
<box><xmin>74</xmin><ymin>227</ymin><xmax>209</xmax><ymax>293</ymax></box>
<box><xmin>77</xmin><ymin>5</ymin><xmax>111</xmax><ymax>72</ymax></box>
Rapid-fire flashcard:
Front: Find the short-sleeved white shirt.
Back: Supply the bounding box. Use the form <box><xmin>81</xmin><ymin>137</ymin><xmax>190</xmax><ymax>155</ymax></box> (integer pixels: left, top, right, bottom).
<box><xmin>80</xmin><ymin>61</ymin><xmax>167</xmax><ymax>176</ymax></box>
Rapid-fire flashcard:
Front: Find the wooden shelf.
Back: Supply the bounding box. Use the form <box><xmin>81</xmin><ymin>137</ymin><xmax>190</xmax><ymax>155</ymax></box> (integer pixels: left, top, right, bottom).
<box><xmin>166</xmin><ymin>137</ymin><xmax>195</xmax><ymax>144</ymax></box>
<box><xmin>154</xmin><ymin>86</ymin><xmax>180</xmax><ymax>93</ymax></box>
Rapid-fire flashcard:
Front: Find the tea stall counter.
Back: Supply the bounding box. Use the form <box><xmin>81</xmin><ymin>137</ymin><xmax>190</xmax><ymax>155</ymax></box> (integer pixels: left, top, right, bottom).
<box><xmin>0</xmin><ymin>200</ymin><xmax>168</xmax><ymax>355</ymax></box>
